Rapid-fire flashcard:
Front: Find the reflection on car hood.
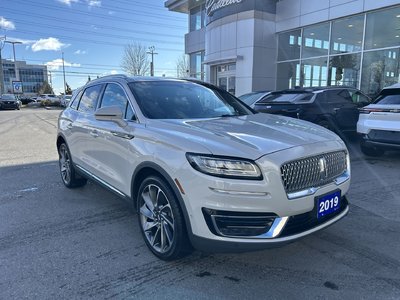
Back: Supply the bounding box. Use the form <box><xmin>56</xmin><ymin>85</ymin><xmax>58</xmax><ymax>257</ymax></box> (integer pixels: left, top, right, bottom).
<box><xmin>147</xmin><ymin>113</ymin><xmax>341</xmax><ymax>160</ymax></box>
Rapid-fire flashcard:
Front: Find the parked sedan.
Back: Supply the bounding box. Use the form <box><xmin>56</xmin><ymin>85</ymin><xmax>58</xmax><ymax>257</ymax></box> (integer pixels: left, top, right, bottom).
<box><xmin>357</xmin><ymin>83</ymin><xmax>400</xmax><ymax>156</ymax></box>
<box><xmin>0</xmin><ymin>94</ymin><xmax>22</xmax><ymax>110</ymax></box>
<box><xmin>253</xmin><ymin>87</ymin><xmax>371</xmax><ymax>134</ymax></box>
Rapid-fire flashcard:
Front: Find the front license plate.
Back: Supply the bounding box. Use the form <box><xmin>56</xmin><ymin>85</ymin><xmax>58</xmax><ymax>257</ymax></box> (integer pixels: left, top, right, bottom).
<box><xmin>317</xmin><ymin>190</ymin><xmax>341</xmax><ymax>219</ymax></box>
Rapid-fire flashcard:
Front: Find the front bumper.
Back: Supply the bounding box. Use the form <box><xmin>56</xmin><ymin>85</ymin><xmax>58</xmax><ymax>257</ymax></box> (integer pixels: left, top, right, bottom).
<box><xmin>174</xmin><ymin>140</ymin><xmax>350</xmax><ymax>251</ymax></box>
<box><xmin>0</xmin><ymin>102</ymin><xmax>19</xmax><ymax>109</ymax></box>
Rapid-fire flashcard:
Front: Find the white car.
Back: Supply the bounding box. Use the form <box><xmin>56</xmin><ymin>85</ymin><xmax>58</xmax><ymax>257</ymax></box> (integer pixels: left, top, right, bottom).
<box><xmin>60</xmin><ymin>95</ymin><xmax>72</xmax><ymax>107</ymax></box>
<box><xmin>36</xmin><ymin>94</ymin><xmax>60</xmax><ymax>104</ymax></box>
<box><xmin>57</xmin><ymin>76</ymin><xmax>350</xmax><ymax>260</ymax></box>
<box><xmin>357</xmin><ymin>83</ymin><xmax>400</xmax><ymax>156</ymax></box>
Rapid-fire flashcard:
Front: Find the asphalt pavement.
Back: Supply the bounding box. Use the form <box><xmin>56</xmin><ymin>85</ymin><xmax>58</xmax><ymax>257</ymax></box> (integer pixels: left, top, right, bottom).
<box><xmin>0</xmin><ymin>108</ymin><xmax>399</xmax><ymax>299</ymax></box>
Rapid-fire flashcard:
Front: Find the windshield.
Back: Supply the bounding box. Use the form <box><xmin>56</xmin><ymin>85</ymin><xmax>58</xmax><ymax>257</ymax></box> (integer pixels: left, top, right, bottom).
<box><xmin>258</xmin><ymin>92</ymin><xmax>314</xmax><ymax>104</ymax></box>
<box><xmin>1</xmin><ymin>94</ymin><xmax>16</xmax><ymax>100</ymax></box>
<box><xmin>374</xmin><ymin>92</ymin><xmax>400</xmax><ymax>105</ymax></box>
<box><xmin>129</xmin><ymin>81</ymin><xmax>253</xmax><ymax>119</ymax></box>
<box><xmin>239</xmin><ymin>92</ymin><xmax>267</xmax><ymax>106</ymax></box>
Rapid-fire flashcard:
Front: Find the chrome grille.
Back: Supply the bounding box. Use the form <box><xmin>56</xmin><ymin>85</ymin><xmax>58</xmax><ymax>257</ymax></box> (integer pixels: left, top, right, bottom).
<box><xmin>281</xmin><ymin>151</ymin><xmax>347</xmax><ymax>194</ymax></box>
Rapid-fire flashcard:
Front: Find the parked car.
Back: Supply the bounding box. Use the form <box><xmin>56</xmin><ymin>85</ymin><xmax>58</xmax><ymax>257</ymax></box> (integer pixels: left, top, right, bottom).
<box><xmin>253</xmin><ymin>87</ymin><xmax>372</xmax><ymax>134</ymax></box>
<box><xmin>357</xmin><ymin>83</ymin><xmax>400</xmax><ymax>156</ymax></box>
<box><xmin>238</xmin><ymin>90</ymin><xmax>270</xmax><ymax>108</ymax></box>
<box><xmin>36</xmin><ymin>94</ymin><xmax>61</xmax><ymax>105</ymax></box>
<box><xmin>0</xmin><ymin>94</ymin><xmax>22</xmax><ymax>110</ymax></box>
<box><xmin>60</xmin><ymin>95</ymin><xmax>72</xmax><ymax>107</ymax></box>
<box><xmin>57</xmin><ymin>75</ymin><xmax>350</xmax><ymax>260</ymax></box>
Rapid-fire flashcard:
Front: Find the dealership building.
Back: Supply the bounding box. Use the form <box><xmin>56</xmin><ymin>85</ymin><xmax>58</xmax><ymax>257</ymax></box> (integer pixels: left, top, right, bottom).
<box><xmin>165</xmin><ymin>0</ymin><xmax>400</xmax><ymax>97</ymax></box>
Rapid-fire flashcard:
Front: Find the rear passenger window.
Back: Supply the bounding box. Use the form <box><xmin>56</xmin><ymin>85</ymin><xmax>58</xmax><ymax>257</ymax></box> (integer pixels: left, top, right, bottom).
<box><xmin>324</xmin><ymin>90</ymin><xmax>351</xmax><ymax>103</ymax></box>
<box><xmin>100</xmin><ymin>83</ymin><xmax>135</xmax><ymax>120</ymax></box>
<box><xmin>78</xmin><ymin>85</ymin><xmax>102</xmax><ymax>113</ymax></box>
<box><xmin>70</xmin><ymin>90</ymin><xmax>83</xmax><ymax>110</ymax></box>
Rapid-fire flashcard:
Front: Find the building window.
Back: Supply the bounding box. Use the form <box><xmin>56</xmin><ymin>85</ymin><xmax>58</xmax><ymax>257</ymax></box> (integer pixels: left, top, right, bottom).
<box><xmin>361</xmin><ymin>49</ymin><xmax>400</xmax><ymax>97</ymax></box>
<box><xmin>331</xmin><ymin>15</ymin><xmax>364</xmax><ymax>55</ymax></box>
<box><xmin>302</xmin><ymin>57</ymin><xmax>328</xmax><ymax>87</ymax></box>
<box><xmin>189</xmin><ymin>4</ymin><xmax>205</xmax><ymax>32</ymax></box>
<box><xmin>328</xmin><ymin>53</ymin><xmax>361</xmax><ymax>88</ymax></box>
<box><xmin>302</xmin><ymin>23</ymin><xmax>330</xmax><ymax>59</ymax></box>
<box><xmin>278</xmin><ymin>29</ymin><xmax>301</xmax><ymax>61</ymax></box>
<box><xmin>189</xmin><ymin>51</ymin><xmax>204</xmax><ymax>80</ymax></box>
<box><xmin>277</xmin><ymin>61</ymin><xmax>301</xmax><ymax>90</ymax></box>
<box><xmin>365</xmin><ymin>6</ymin><xmax>400</xmax><ymax>50</ymax></box>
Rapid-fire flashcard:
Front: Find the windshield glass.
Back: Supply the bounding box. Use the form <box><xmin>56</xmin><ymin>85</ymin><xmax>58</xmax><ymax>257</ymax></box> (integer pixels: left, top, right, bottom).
<box><xmin>1</xmin><ymin>94</ymin><xmax>16</xmax><ymax>100</ymax></box>
<box><xmin>258</xmin><ymin>92</ymin><xmax>314</xmax><ymax>104</ymax></box>
<box><xmin>375</xmin><ymin>92</ymin><xmax>400</xmax><ymax>105</ymax></box>
<box><xmin>129</xmin><ymin>81</ymin><xmax>253</xmax><ymax>119</ymax></box>
<box><xmin>239</xmin><ymin>92</ymin><xmax>267</xmax><ymax>106</ymax></box>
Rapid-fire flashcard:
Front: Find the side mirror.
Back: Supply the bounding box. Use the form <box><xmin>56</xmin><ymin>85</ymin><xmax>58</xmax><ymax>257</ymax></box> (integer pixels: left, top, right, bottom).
<box><xmin>95</xmin><ymin>106</ymin><xmax>127</xmax><ymax>127</ymax></box>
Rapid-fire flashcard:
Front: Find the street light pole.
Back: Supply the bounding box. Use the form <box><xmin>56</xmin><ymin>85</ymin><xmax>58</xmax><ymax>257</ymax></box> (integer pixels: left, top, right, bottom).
<box><xmin>5</xmin><ymin>40</ymin><xmax>22</xmax><ymax>81</ymax></box>
<box><xmin>147</xmin><ymin>46</ymin><xmax>158</xmax><ymax>76</ymax></box>
<box><xmin>0</xmin><ymin>36</ymin><xmax>5</xmax><ymax>94</ymax></box>
<box><xmin>62</xmin><ymin>52</ymin><xmax>66</xmax><ymax>95</ymax></box>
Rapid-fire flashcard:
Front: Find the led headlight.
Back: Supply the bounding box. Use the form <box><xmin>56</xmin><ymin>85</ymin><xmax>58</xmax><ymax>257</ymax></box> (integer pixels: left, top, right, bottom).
<box><xmin>186</xmin><ymin>153</ymin><xmax>263</xmax><ymax>180</ymax></box>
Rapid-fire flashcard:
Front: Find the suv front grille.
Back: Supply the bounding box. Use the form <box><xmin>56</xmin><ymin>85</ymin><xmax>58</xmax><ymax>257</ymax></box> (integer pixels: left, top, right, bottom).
<box><xmin>281</xmin><ymin>151</ymin><xmax>347</xmax><ymax>194</ymax></box>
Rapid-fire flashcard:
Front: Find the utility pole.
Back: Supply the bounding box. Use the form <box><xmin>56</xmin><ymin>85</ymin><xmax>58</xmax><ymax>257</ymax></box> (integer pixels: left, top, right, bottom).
<box><xmin>147</xmin><ymin>46</ymin><xmax>158</xmax><ymax>76</ymax></box>
<box><xmin>62</xmin><ymin>52</ymin><xmax>66</xmax><ymax>95</ymax></box>
<box><xmin>5</xmin><ymin>40</ymin><xmax>22</xmax><ymax>81</ymax></box>
<box><xmin>0</xmin><ymin>36</ymin><xmax>5</xmax><ymax>94</ymax></box>
<box><xmin>48</xmin><ymin>71</ymin><xmax>53</xmax><ymax>89</ymax></box>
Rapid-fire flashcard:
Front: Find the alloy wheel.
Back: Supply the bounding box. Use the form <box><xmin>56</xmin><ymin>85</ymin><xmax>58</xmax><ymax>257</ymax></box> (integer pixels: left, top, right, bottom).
<box><xmin>59</xmin><ymin>144</ymin><xmax>71</xmax><ymax>184</ymax></box>
<box><xmin>139</xmin><ymin>184</ymin><xmax>175</xmax><ymax>253</ymax></box>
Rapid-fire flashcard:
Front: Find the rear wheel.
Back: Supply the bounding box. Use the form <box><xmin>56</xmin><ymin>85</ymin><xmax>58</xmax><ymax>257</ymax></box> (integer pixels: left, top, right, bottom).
<box><xmin>137</xmin><ymin>176</ymin><xmax>191</xmax><ymax>260</ymax></box>
<box><xmin>360</xmin><ymin>141</ymin><xmax>384</xmax><ymax>157</ymax></box>
<box><xmin>58</xmin><ymin>143</ymin><xmax>87</xmax><ymax>188</ymax></box>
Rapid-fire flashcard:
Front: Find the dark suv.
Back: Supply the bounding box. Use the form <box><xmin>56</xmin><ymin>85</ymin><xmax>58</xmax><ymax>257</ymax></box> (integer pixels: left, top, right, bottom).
<box><xmin>253</xmin><ymin>87</ymin><xmax>371</xmax><ymax>133</ymax></box>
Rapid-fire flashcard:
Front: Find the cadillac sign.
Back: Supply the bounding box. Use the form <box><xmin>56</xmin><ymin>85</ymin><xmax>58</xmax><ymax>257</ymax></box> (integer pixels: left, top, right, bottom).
<box><xmin>206</xmin><ymin>0</ymin><xmax>243</xmax><ymax>16</ymax></box>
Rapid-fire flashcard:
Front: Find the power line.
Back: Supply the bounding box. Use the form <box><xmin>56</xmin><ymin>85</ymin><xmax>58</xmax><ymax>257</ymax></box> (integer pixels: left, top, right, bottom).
<box><xmin>2</xmin><ymin>2</ymin><xmax>186</xmax><ymax>30</ymax></box>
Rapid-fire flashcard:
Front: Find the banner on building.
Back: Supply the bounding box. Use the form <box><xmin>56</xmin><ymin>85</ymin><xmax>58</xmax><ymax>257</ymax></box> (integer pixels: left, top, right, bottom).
<box><xmin>12</xmin><ymin>81</ymin><xmax>23</xmax><ymax>94</ymax></box>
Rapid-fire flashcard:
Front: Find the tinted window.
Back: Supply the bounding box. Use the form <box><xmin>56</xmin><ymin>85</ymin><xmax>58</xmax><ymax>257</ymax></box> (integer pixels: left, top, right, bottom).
<box><xmin>259</xmin><ymin>93</ymin><xmax>313</xmax><ymax>103</ymax></box>
<box><xmin>70</xmin><ymin>89</ymin><xmax>83</xmax><ymax>109</ymax></box>
<box><xmin>324</xmin><ymin>90</ymin><xmax>351</xmax><ymax>103</ymax></box>
<box><xmin>129</xmin><ymin>81</ymin><xmax>252</xmax><ymax>119</ymax></box>
<box><xmin>375</xmin><ymin>93</ymin><xmax>400</xmax><ymax>105</ymax></box>
<box><xmin>348</xmin><ymin>90</ymin><xmax>371</xmax><ymax>104</ymax></box>
<box><xmin>78</xmin><ymin>85</ymin><xmax>102</xmax><ymax>113</ymax></box>
<box><xmin>239</xmin><ymin>92</ymin><xmax>267</xmax><ymax>106</ymax></box>
<box><xmin>100</xmin><ymin>83</ymin><xmax>134</xmax><ymax>119</ymax></box>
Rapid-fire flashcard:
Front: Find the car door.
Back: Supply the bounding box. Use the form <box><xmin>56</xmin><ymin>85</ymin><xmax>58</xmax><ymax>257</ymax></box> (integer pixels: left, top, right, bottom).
<box><xmin>324</xmin><ymin>89</ymin><xmax>359</xmax><ymax>130</ymax></box>
<box><xmin>89</xmin><ymin>82</ymin><xmax>139</xmax><ymax>195</ymax></box>
<box><xmin>68</xmin><ymin>84</ymin><xmax>104</xmax><ymax>175</ymax></box>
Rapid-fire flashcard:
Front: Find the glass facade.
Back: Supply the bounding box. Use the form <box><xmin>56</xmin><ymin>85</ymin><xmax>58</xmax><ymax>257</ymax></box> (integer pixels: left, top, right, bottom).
<box><xmin>189</xmin><ymin>4</ymin><xmax>206</xmax><ymax>32</ymax></box>
<box><xmin>1</xmin><ymin>60</ymin><xmax>47</xmax><ymax>94</ymax></box>
<box><xmin>277</xmin><ymin>5</ymin><xmax>400</xmax><ymax>97</ymax></box>
<box><xmin>189</xmin><ymin>51</ymin><xmax>205</xmax><ymax>80</ymax></box>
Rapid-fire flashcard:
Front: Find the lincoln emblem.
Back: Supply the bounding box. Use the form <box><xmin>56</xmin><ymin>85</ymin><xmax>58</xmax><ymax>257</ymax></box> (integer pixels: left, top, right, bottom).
<box><xmin>318</xmin><ymin>157</ymin><xmax>328</xmax><ymax>179</ymax></box>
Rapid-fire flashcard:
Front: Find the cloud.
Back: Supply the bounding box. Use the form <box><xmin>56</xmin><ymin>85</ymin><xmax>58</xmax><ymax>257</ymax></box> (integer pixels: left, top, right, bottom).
<box><xmin>74</xmin><ymin>49</ymin><xmax>87</xmax><ymax>55</ymax></box>
<box><xmin>46</xmin><ymin>59</ymin><xmax>81</xmax><ymax>71</ymax></box>
<box><xmin>108</xmin><ymin>11</ymin><xmax>115</xmax><ymax>15</ymax></box>
<box><xmin>31</xmin><ymin>37</ymin><xmax>69</xmax><ymax>52</ymax></box>
<box><xmin>6</xmin><ymin>37</ymin><xmax>36</xmax><ymax>45</ymax></box>
<box><xmin>88</xmin><ymin>0</ymin><xmax>101</xmax><ymax>7</ymax></box>
<box><xmin>56</xmin><ymin>0</ymin><xmax>79</xmax><ymax>6</ymax></box>
<box><xmin>0</xmin><ymin>17</ymin><xmax>16</xmax><ymax>30</ymax></box>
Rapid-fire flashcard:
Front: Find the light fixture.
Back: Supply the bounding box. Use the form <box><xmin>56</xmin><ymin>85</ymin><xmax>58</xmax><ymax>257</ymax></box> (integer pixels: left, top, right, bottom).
<box><xmin>396</xmin><ymin>14</ymin><xmax>400</xmax><ymax>18</ymax></box>
<box><xmin>348</xmin><ymin>24</ymin><xmax>353</xmax><ymax>28</ymax></box>
<box><xmin>338</xmin><ymin>37</ymin><xmax>342</xmax><ymax>40</ymax></box>
<box><xmin>310</xmin><ymin>32</ymin><xmax>315</xmax><ymax>36</ymax></box>
<box><xmin>396</xmin><ymin>35</ymin><xmax>400</xmax><ymax>38</ymax></box>
<box><xmin>357</xmin><ymin>41</ymin><xmax>362</xmax><ymax>43</ymax></box>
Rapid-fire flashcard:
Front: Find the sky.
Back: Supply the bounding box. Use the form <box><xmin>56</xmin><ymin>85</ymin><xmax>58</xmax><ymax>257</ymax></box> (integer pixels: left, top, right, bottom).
<box><xmin>0</xmin><ymin>0</ymin><xmax>187</xmax><ymax>94</ymax></box>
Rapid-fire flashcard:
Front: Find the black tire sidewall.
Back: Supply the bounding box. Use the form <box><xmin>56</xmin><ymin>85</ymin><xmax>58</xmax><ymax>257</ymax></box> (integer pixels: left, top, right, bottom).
<box><xmin>137</xmin><ymin>176</ymin><xmax>188</xmax><ymax>260</ymax></box>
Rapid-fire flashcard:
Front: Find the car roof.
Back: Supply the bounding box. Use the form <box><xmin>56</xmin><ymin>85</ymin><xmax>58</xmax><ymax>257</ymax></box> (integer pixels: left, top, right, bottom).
<box><xmin>271</xmin><ymin>86</ymin><xmax>357</xmax><ymax>94</ymax></box>
<box><xmin>383</xmin><ymin>83</ymin><xmax>400</xmax><ymax>89</ymax></box>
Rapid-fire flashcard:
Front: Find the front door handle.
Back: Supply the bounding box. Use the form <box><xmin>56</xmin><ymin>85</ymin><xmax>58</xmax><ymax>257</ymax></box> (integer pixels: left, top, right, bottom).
<box><xmin>90</xmin><ymin>130</ymin><xmax>99</xmax><ymax>138</ymax></box>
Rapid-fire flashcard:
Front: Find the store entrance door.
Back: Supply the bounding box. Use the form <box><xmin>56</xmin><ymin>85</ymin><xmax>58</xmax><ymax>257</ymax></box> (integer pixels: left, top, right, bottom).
<box><xmin>216</xmin><ymin>63</ymin><xmax>236</xmax><ymax>95</ymax></box>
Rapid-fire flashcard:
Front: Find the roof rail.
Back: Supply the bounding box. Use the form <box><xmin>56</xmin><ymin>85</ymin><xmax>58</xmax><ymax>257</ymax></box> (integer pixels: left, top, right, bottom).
<box><xmin>89</xmin><ymin>74</ymin><xmax>129</xmax><ymax>83</ymax></box>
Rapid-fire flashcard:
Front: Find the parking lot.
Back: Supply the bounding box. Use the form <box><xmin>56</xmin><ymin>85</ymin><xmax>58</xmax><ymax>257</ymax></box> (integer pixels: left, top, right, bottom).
<box><xmin>0</xmin><ymin>108</ymin><xmax>399</xmax><ymax>299</ymax></box>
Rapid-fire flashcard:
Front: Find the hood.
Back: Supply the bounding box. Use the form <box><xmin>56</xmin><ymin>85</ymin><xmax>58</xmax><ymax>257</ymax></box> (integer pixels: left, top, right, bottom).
<box><xmin>146</xmin><ymin>113</ymin><xmax>341</xmax><ymax>160</ymax></box>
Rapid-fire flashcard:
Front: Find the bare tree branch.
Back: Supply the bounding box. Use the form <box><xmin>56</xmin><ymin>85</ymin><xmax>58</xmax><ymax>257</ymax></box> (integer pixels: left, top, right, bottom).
<box><xmin>121</xmin><ymin>42</ymin><xmax>150</xmax><ymax>76</ymax></box>
<box><xmin>176</xmin><ymin>54</ymin><xmax>189</xmax><ymax>78</ymax></box>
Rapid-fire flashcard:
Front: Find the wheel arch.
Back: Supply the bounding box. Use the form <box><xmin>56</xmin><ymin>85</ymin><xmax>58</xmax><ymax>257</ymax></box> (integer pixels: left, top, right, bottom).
<box><xmin>131</xmin><ymin>162</ymin><xmax>193</xmax><ymax>237</ymax></box>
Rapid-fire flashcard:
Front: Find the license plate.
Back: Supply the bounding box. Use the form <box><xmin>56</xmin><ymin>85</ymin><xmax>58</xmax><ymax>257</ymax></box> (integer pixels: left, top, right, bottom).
<box><xmin>317</xmin><ymin>190</ymin><xmax>341</xmax><ymax>219</ymax></box>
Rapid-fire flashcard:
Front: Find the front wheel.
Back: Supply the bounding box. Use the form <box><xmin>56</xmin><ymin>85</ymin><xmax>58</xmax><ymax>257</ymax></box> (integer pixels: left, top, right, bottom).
<box><xmin>58</xmin><ymin>143</ymin><xmax>87</xmax><ymax>188</ymax></box>
<box><xmin>137</xmin><ymin>176</ymin><xmax>191</xmax><ymax>260</ymax></box>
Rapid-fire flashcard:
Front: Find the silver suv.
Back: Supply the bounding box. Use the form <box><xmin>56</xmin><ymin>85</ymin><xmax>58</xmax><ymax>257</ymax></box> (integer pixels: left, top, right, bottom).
<box><xmin>57</xmin><ymin>75</ymin><xmax>350</xmax><ymax>260</ymax></box>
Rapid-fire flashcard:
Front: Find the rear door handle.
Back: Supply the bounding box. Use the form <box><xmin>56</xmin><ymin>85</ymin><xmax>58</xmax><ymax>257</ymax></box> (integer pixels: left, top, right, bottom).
<box><xmin>90</xmin><ymin>130</ymin><xmax>99</xmax><ymax>138</ymax></box>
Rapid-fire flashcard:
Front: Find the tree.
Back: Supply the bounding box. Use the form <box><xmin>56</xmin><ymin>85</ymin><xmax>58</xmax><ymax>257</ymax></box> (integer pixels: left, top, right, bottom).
<box><xmin>38</xmin><ymin>81</ymin><xmax>54</xmax><ymax>94</ymax></box>
<box><xmin>176</xmin><ymin>54</ymin><xmax>190</xmax><ymax>78</ymax></box>
<box><xmin>65</xmin><ymin>82</ymin><xmax>73</xmax><ymax>95</ymax></box>
<box><xmin>121</xmin><ymin>42</ymin><xmax>150</xmax><ymax>76</ymax></box>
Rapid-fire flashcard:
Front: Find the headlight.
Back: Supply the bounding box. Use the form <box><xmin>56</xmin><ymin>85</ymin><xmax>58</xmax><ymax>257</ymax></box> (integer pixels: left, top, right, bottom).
<box><xmin>186</xmin><ymin>153</ymin><xmax>263</xmax><ymax>180</ymax></box>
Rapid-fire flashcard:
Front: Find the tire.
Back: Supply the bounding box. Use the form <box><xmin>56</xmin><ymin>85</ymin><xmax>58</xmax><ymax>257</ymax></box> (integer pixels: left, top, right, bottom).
<box><xmin>317</xmin><ymin>119</ymin><xmax>334</xmax><ymax>132</ymax></box>
<box><xmin>137</xmin><ymin>176</ymin><xmax>191</xmax><ymax>260</ymax></box>
<box><xmin>58</xmin><ymin>143</ymin><xmax>87</xmax><ymax>188</ymax></box>
<box><xmin>360</xmin><ymin>141</ymin><xmax>384</xmax><ymax>157</ymax></box>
